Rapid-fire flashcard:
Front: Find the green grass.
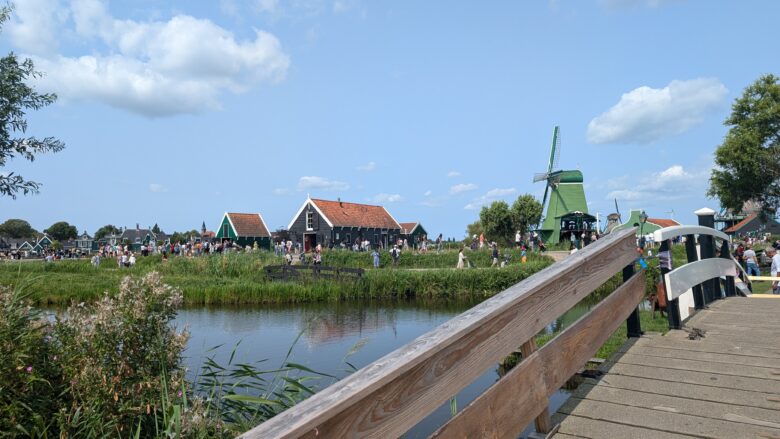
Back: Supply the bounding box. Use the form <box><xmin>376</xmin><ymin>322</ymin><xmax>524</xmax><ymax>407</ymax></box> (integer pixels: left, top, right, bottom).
<box><xmin>0</xmin><ymin>253</ymin><xmax>554</xmax><ymax>305</ymax></box>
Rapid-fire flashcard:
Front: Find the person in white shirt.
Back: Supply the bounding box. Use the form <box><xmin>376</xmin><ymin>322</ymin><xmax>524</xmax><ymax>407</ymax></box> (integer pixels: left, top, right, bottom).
<box><xmin>768</xmin><ymin>247</ymin><xmax>780</xmax><ymax>294</ymax></box>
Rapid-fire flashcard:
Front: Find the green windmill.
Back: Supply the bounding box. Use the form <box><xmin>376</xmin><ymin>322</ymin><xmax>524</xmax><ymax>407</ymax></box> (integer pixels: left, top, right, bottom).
<box><xmin>533</xmin><ymin>126</ymin><xmax>593</xmax><ymax>245</ymax></box>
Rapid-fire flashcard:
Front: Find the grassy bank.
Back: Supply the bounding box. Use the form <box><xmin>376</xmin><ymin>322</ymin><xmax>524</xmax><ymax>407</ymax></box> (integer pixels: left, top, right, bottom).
<box><xmin>0</xmin><ymin>255</ymin><xmax>554</xmax><ymax>305</ymax></box>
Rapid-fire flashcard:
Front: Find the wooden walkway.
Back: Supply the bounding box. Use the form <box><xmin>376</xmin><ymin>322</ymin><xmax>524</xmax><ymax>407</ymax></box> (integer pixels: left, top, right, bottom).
<box><xmin>553</xmin><ymin>296</ymin><xmax>780</xmax><ymax>439</ymax></box>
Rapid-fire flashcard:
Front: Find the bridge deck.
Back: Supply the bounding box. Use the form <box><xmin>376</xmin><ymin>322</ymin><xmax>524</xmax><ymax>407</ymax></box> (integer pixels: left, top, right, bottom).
<box><xmin>552</xmin><ymin>296</ymin><xmax>780</xmax><ymax>439</ymax></box>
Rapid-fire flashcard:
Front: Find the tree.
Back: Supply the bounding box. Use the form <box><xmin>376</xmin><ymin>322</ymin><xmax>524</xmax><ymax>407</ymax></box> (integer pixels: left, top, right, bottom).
<box><xmin>479</xmin><ymin>201</ymin><xmax>514</xmax><ymax>245</ymax></box>
<box><xmin>152</xmin><ymin>223</ymin><xmax>161</xmax><ymax>234</ymax></box>
<box><xmin>94</xmin><ymin>225</ymin><xmax>121</xmax><ymax>240</ymax></box>
<box><xmin>709</xmin><ymin>74</ymin><xmax>780</xmax><ymax>216</ymax></box>
<box><xmin>44</xmin><ymin>221</ymin><xmax>77</xmax><ymax>241</ymax></box>
<box><xmin>510</xmin><ymin>194</ymin><xmax>543</xmax><ymax>236</ymax></box>
<box><xmin>170</xmin><ymin>230</ymin><xmax>200</xmax><ymax>244</ymax></box>
<box><xmin>0</xmin><ymin>7</ymin><xmax>65</xmax><ymax>199</ymax></box>
<box><xmin>0</xmin><ymin>218</ymin><xmax>37</xmax><ymax>237</ymax></box>
<box><xmin>465</xmin><ymin>220</ymin><xmax>483</xmax><ymax>242</ymax></box>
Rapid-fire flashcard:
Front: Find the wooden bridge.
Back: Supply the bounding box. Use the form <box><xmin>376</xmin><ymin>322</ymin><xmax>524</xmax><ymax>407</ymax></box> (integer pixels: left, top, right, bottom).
<box><xmin>241</xmin><ymin>224</ymin><xmax>779</xmax><ymax>439</ymax></box>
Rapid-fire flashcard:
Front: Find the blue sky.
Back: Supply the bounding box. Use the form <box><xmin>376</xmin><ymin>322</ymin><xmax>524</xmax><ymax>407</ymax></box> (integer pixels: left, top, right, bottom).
<box><xmin>1</xmin><ymin>0</ymin><xmax>778</xmax><ymax>238</ymax></box>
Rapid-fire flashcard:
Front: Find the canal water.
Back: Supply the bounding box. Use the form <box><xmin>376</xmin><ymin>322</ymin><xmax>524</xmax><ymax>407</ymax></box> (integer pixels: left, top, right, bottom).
<box><xmin>176</xmin><ymin>300</ymin><xmax>584</xmax><ymax>438</ymax></box>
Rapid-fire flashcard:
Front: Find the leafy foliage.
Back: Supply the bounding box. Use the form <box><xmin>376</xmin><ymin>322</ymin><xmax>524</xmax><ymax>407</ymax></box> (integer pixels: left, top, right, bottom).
<box><xmin>0</xmin><ymin>6</ymin><xmax>65</xmax><ymax>198</ymax></box>
<box><xmin>510</xmin><ymin>194</ymin><xmax>543</xmax><ymax>236</ymax></box>
<box><xmin>479</xmin><ymin>201</ymin><xmax>514</xmax><ymax>245</ymax></box>
<box><xmin>44</xmin><ymin>221</ymin><xmax>78</xmax><ymax>241</ymax></box>
<box><xmin>94</xmin><ymin>224</ymin><xmax>121</xmax><ymax>240</ymax></box>
<box><xmin>709</xmin><ymin>74</ymin><xmax>780</xmax><ymax>216</ymax></box>
<box><xmin>0</xmin><ymin>218</ymin><xmax>37</xmax><ymax>238</ymax></box>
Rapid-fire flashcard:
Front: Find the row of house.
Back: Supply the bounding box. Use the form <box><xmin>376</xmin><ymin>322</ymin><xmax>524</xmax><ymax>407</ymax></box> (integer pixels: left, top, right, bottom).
<box><xmin>215</xmin><ymin>197</ymin><xmax>427</xmax><ymax>251</ymax></box>
<box><xmin>1</xmin><ymin>197</ymin><xmax>428</xmax><ymax>255</ymax></box>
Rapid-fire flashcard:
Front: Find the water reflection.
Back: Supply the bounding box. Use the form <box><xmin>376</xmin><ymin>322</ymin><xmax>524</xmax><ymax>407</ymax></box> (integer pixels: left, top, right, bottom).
<box><xmin>175</xmin><ymin>299</ymin><xmax>571</xmax><ymax>438</ymax></box>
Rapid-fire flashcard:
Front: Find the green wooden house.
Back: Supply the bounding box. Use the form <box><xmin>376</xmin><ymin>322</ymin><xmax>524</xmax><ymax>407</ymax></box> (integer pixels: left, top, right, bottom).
<box><xmin>215</xmin><ymin>212</ymin><xmax>272</xmax><ymax>249</ymax></box>
<box><xmin>400</xmin><ymin>222</ymin><xmax>428</xmax><ymax>248</ymax></box>
<box><xmin>32</xmin><ymin>234</ymin><xmax>54</xmax><ymax>254</ymax></box>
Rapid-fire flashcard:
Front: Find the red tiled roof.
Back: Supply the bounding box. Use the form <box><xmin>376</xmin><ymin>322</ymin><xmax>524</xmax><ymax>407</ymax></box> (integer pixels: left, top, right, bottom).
<box><xmin>400</xmin><ymin>222</ymin><xmax>418</xmax><ymax>234</ymax></box>
<box><xmin>647</xmin><ymin>218</ymin><xmax>680</xmax><ymax>228</ymax></box>
<box><xmin>226</xmin><ymin>213</ymin><xmax>270</xmax><ymax>237</ymax></box>
<box><xmin>311</xmin><ymin>199</ymin><xmax>400</xmax><ymax>229</ymax></box>
<box><xmin>724</xmin><ymin>213</ymin><xmax>757</xmax><ymax>233</ymax></box>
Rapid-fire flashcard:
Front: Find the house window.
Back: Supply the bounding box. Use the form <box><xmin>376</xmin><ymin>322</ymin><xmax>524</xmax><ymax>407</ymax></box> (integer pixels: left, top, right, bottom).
<box><xmin>346</xmin><ymin>233</ymin><xmax>351</xmax><ymax>244</ymax></box>
<box><xmin>306</xmin><ymin>211</ymin><xmax>314</xmax><ymax>231</ymax></box>
<box><xmin>222</xmin><ymin>224</ymin><xmax>229</xmax><ymax>237</ymax></box>
<box><xmin>335</xmin><ymin>232</ymin><xmax>340</xmax><ymax>241</ymax></box>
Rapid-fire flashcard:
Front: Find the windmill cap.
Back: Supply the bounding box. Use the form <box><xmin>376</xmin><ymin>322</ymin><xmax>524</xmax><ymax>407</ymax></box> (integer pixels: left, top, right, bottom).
<box><xmin>694</xmin><ymin>207</ymin><xmax>716</xmax><ymax>216</ymax></box>
<box><xmin>552</xmin><ymin>170</ymin><xmax>583</xmax><ymax>183</ymax></box>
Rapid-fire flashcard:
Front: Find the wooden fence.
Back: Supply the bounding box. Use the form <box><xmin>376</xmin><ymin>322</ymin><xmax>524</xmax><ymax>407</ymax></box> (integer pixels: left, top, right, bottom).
<box><xmin>241</xmin><ymin>228</ymin><xmax>643</xmax><ymax>439</ymax></box>
<box><xmin>264</xmin><ymin>265</ymin><xmax>364</xmax><ymax>281</ymax></box>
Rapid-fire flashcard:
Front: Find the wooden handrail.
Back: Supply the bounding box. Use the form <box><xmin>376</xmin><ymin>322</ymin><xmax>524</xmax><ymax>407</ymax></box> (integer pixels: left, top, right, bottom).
<box><xmin>663</xmin><ymin>258</ymin><xmax>739</xmax><ymax>301</ymax></box>
<box><xmin>240</xmin><ymin>228</ymin><xmax>639</xmax><ymax>439</ymax></box>
<box><xmin>652</xmin><ymin>225</ymin><xmax>730</xmax><ymax>243</ymax></box>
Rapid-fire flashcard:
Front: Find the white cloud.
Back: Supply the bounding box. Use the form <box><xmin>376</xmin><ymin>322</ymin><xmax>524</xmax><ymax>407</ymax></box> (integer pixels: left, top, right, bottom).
<box><xmin>600</xmin><ymin>0</ymin><xmax>681</xmax><ymax>9</ymax></box>
<box><xmin>371</xmin><ymin>193</ymin><xmax>403</xmax><ymax>203</ymax></box>
<box><xmin>356</xmin><ymin>161</ymin><xmax>376</xmax><ymax>172</ymax></box>
<box><xmin>464</xmin><ymin>187</ymin><xmax>516</xmax><ymax>210</ymax></box>
<box><xmin>297</xmin><ymin>176</ymin><xmax>349</xmax><ymax>191</ymax></box>
<box><xmin>255</xmin><ymin>0</ymin><xmax>279</xmax><ymax>13</ymax></box>
<box><xmin>606</xmin><ymin>164</ymin><xmax>706</xmax><ymax>202</ymax></box>
<box><xmin>149</xmin><ymin>183</ymin><xmax>168</xmax><ymax>193</ymax></box>
<box><xmin>587</xmin><ymin>78</ymin><xmax>727</xmax><ymax>144</ymax></box>
<box><xmin>450</xmin><ymin>183</ymin><xmax>478</xmax><ymax>195</ymax></box>
<box><xmin>447</xmin><ymin>171</ymin><xmax>461</xmax><ymax>178</ymax></box>
<box><xmin>423</xmin><ymin>190</ymin><xmax>432</xmax><ymax>196</ymax></box>
<box><xmin>7</xmin><ymin>0</ymin><xmax>68</xmax><ymax>56</ymax></box>
<box><xmin>273</xmin><ymin>187</ymin><xmax>291</xmax><ymax>195</ymax></box>
<box><xmin>13</xmin><ymin>0</ymin><xmax>290</xmax><ymax>116</ymax></box>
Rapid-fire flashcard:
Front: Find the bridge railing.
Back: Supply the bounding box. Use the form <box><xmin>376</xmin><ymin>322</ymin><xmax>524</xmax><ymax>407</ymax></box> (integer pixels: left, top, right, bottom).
<box><xmin>652</xmin><ymin>225</ymin><xmax>745</xmax><ymax>329</ymax></box>
<box><xmin>240</xmin><ymin>228</ymin><xmax>645</xmax><ymax>439</ymax></box>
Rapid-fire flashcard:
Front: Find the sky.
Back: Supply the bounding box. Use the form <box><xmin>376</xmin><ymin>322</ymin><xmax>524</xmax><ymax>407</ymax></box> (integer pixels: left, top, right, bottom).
<box><xmin>1</xmin><ymin>0</ymin><xmax>778</xmax><ymax>239</ymax></box>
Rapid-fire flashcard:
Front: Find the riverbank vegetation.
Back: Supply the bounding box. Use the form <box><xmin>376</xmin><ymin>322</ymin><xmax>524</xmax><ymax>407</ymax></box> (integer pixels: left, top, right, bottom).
<box><xmin>0</xmin><ymin>250</ymin><xmax>554</xmax><ymax>305</ymax></box>
<box><xmin>0</xmin><ymin>273</ymin><xmax>333</xmax><ymax>438</ymax></box>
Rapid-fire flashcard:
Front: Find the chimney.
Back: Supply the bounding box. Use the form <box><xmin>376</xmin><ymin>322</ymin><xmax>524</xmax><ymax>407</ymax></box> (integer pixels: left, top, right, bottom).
<box><xmin>136</xmin><ymin>223</ymin><xmax>140</xmax><ymax>231</ymax></box>
<box><xmin>338</xmin><ymin>197</ymin><xmax>342</xmax><ymax>207</ymax></box>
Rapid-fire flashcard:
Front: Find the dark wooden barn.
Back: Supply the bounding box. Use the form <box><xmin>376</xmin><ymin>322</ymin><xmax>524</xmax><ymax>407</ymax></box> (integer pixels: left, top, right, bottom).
<box><xmin>287</xmin><ymin>197</ymin><xmax>401</xmax><ymax>252</ymax></box>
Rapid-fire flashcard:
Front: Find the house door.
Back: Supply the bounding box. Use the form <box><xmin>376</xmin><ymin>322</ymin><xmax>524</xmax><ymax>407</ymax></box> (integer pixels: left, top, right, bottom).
<box><xmin>304</xmin><ymin>233</ymin><xmax>317</xmax><ymax>252</ymax></box>
<box><xmin>382</xmin><ymin>232</ymin><xmax>388</xmax><ymax>249</ymax></box>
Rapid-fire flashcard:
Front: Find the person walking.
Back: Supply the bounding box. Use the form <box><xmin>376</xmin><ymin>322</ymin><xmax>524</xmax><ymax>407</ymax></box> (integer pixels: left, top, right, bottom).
<box><xmin>744</xmin><ymin>244</ymin><xmax>760</xmax><ymax>276</ymax></box>
<box><xmin>457</xmin><ymin>247</ymin><xmax>467</xmax><ymax>269</ymax></box>
<box><xmin>372</xmin><ymin>248</ymin><xmax>380</xmax><ymax>268</ymax></box>
<box><xmin>391</xmin><ymin>245</ymin><xmax>400</xmax><ymax>266</ymax></box>
<box><xmin>491</xmin><ymin>243</ymin><xmax>499</xmax><ymax>267</ymax></box>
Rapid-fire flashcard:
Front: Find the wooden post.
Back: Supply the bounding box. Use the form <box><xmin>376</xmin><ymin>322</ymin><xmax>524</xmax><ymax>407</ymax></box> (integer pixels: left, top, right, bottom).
<box><xmin>623</xmin><ymin>262</ymin><xmax>642</xmax><ymax>338</ymax></box>
<box><xmin>520</xmin><ymin>338</ymin><xmax>552</xmax><ymax>435</ymax></box>
<box><xmin>720</xmin><ymin>240</ymin><xmax>736</xmax><ymax>297</ymax></box>
<box><xmin>660</xmin><ymin>239</ymin><xmax>681</xmax><ymax>330</ymax></box>
<box><xmin>696</xmin><ymin>208</ymin><xmax>719</xmax><ymax>302</ymax></box>
<box><xmin>684</xmin><ymin>234</ymin><xmax>706</xmax><ymax>310</ymax></box>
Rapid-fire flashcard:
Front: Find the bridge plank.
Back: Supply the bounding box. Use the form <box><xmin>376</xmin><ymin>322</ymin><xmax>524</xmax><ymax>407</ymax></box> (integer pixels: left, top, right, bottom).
<box><xmin>240</xmin><ymin>228</ymin><xmax>639</xmax><ymax>439</ymax></box>
<box><xmin>569</xmin><ymin>383</ymin><xmax>780</xmax><ymax>427</ymax></box>
<box><xmin>556</xmin><ymin>399</ymin><xmax>780</xmax><ymax>438</ymax></box>
<box><xmin>578</xmin><ymin>374</ymin><xmax>780</xmax><ymax>411</ymax></box>
<box><xmin>551</xmin><ymin>414</ymin><xmax>698</xmax><ymax>439</ymax></box>
<box><xmin>616</xmin><ymin>344</ymin><xmax>780</xmax><ymax>368</ymax></box>
<box><xmin>430</xmin><ymin>269</ymin><xmax>646</xmax><ymax>439</ymax></box>
<box><xmin>615</xmin><ymin>353</ymin><xmax>780</xmax><ymax>381</ymax></box>
<box><xmin>600</xmin><ymin>362</ymin><xmax>780</xmax><ymax>394</ymax></box>
<box><xmin>622</xmin><ymin>336</ymin><xmax>780</xmax><ymax>359</ymax></box>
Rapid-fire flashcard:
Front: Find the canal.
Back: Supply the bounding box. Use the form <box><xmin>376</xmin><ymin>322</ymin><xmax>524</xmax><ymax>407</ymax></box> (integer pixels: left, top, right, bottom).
<box><xmin>176</xmin><ymin>299</ymin><xmax>585</xmax><ymax>437</ymax></box>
